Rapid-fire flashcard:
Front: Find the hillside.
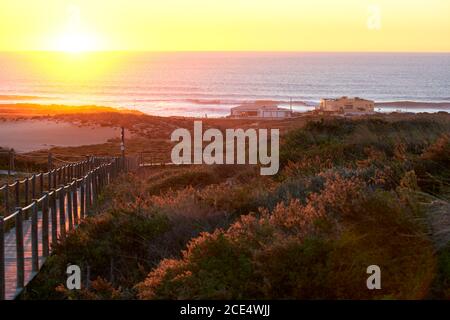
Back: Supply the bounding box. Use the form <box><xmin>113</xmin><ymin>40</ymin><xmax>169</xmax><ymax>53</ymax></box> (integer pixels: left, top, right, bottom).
<box><xmin>19</xmin><ymin>114</ymin><xmax>450</xmax><ymax>300</ymax></box>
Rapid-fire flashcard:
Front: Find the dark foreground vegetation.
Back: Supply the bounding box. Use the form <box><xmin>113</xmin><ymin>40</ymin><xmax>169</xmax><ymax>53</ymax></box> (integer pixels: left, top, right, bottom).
<box><xmin>23</xmin><ymin>115</ymin><xmax>450</xmax><ymax>299</ymax></box>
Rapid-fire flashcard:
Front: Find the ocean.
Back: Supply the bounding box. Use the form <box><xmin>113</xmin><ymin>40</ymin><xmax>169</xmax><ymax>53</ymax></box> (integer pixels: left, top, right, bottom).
<box><xmin>0</xmin><ymin>52</ymin><xmax>449</xmax><ymax>117</ymax></box>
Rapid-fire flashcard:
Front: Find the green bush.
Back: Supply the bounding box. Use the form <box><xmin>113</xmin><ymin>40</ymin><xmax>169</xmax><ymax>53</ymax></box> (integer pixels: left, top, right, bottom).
<box><xmin>22</xmin><ymin>208</ymin><xmax>170</xmax><ymax>299</ymax></box>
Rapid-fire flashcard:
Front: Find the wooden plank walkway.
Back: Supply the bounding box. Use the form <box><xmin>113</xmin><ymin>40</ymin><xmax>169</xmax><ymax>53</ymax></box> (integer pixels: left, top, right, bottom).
<box><xmin>3</xmin><ymin>194</ymin><xmax>78</xmax><ymax>300</ymax></box>
<box><xmin>0</xmin><ymin>157</ymin><xmax>130</xmax><ymax>300</ymax></box>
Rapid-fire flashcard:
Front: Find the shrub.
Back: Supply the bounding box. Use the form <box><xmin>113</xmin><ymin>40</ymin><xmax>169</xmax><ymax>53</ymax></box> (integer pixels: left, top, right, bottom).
<box><xmin>415</xmin><ymin>134</ymin><xmax>450</xmax><ymax>194</ymax></box>
<box><xmin>22</xmin><ymin>208</ymin><xmax>170</xmax><ymax>299</ymax></box>
<box><xmin>137</xmin><ymin>175</ymin><xmax>435</xmax><ymax>299</ymax></box>
<box><xmin>432</xmin><ymin>244</ymin><xmax>450</xmax><ymax>299</ymax></box>
<box><xmin>147</xmin><ymin>168</ymin><xmax>220</xmax><ymax>194</ymax></box>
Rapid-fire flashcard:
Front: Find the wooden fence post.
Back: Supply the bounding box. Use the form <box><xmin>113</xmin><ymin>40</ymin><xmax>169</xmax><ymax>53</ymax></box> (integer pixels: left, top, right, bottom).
<box><xmin>95</xmin><ymin>169</ymin><xmax>99</xmax><ymax>199</ymax></box>
<box><xmin>40</xmin><ymin>173</ymin><xmax>44</xmax><ymax>196</ymax></box>
<box><xmin>31</xmin><ymin>175</ymin><xmax>36</xmax><ymax>199</ymax></box>
<box><xmin>67</xmin><ymin>186</ymin><xmax>73</xmax><ymax>231</ymax></box>
<box><xmin>53</xmin><ymin>169</ymin><xmax>57</xmax><ymax>189</ymax></box>
<box><xmin>51</xmin><ymin>191</ymin><xmax>57</xmax><ymax>244</ymax></box>
<box><xmin>24</xmin><ymin>179</ymin><xmax>29</xmax><ymax>220</ymax></box>
<box><xmin>15</xmin><ymin>180</ymin><xmax>19</xmax><ymax>208</ymax></box>
<box><xmin>72</xmin><ymin>181</ymin><xmax>78</xmax><ymax>226</ymax></box>
<box><xmin>42</xmin><ymin>193</ymin><xmax>49</xmax><ymax>257</ymax></box>
<box><xmin>80</xmin><ymin>180</ymin><xmax>85</xmax><ymax>219</ymax></box>
<box><xmin>31</xmin><ymin>201</ymin><xmax>39</xmax><ymax>273</ymax></box>
<box><xmin>15</xmin><ymin>208</ymin><xmax>24</xmax><ymax>290</ymax></box>
<box><xmin>90</xmin><ymin>172</ymin><xmax>94</xmax><ymax>205</ymax></box>
<box><xmin>121</xmin><ymin>127</ymin><xmax>126</xmax><ymax>170</ymax></box>
<box><xmin>63</xmin><ymin>166</ymin><xmax>66</xmax><ymax>185</ymax></box>
<box><xmin>48</xmin><ymin>171</ymin><xmax>52</xmax><ymax>191</ymax></box>
<box><xmin>24</xmin><ymin>178</ymin><xmax>29</xmax><ymax>206</ymax></box>
<box><xmin>97</xmin><ymin>168</ymin><xmax>101</xmax><ymax>193</ymax></box>
<box><xmin>91</xmin><ymin>171</ymin><xmax>97</xmax><ymax>205</ymax></box>
<box><xmin>101</xmin><ymin>166</ymin><xmax>105</xmax><ymax>190</ymax></box>
<box><xmin>59</xmin><ymin>188</ymin><xmax>66</xmax><ymax>240</ymax></box>
<box><xmin>84</xmin><ymin>175</ymin><xmax>89</xmax><ymax>214</ymax></box>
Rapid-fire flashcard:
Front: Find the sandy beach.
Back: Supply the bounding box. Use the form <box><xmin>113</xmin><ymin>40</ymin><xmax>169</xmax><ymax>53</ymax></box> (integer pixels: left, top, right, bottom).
<box><xmin>0</xmin><ymin>119</ymin><xmax>122</xmax><ymax>152</ymax></box>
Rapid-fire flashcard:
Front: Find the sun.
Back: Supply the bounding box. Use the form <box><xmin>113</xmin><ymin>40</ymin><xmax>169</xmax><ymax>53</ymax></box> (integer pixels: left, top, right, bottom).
<box><xmin>51</xmin><ymin>4</ymin><xmax>101</xmax><ymax>53</ymax></box>
<box><xmin>54</xmin><ymin>32</ymin><xmax>99</xmax><ymax>53</ymax></box>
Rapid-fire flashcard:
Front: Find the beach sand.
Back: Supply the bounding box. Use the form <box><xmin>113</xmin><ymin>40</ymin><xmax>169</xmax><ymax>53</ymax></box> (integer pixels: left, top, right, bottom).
<box><xmin>0</xmin><ymin>119</ymin><xmax>122</xmax><ymax>152</ymax></box>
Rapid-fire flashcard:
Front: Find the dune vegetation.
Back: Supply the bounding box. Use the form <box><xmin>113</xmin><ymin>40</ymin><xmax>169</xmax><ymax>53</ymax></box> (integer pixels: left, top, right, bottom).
<box><xmin>22</xmin><ymin>115</ymin><xmax>450</xmax><ymax>300</ymax></box>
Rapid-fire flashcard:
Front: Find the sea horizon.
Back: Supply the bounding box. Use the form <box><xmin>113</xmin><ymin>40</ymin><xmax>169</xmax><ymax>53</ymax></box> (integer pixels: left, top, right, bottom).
<box><xmin>1</xmin><ymin>51</ymin><xmax>450</xmax><ymax>117</ymax></box>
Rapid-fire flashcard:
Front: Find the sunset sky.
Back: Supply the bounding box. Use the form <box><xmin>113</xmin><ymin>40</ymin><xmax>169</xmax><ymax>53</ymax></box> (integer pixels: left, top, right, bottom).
<box><xmin>0</xmin><ymin>0</ymin><xmax>449</xmax><ymax>52</ymax></box>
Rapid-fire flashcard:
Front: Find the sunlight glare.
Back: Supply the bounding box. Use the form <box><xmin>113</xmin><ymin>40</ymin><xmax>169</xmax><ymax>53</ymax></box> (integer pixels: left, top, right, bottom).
<box><xmin>55</xmin><ymin>32</ymin><xmax>98</xmax><ymax>53</ymax></box>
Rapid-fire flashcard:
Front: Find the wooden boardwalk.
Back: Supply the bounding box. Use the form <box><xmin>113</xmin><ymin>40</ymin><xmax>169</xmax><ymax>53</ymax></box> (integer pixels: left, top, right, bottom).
<box><xmin>4</xmin><ymin>209</ymin><xmax>47</xmax><ymax>300</ymax></box>
<box><xmin>0</xmin><ymin>157</ymin><xmax>127</xmax><ymax>300</ymax></box>
<box><xmin>3</xmin><ymin>198</ymin><xmax>74</xmax><ymax>299</ymax></box>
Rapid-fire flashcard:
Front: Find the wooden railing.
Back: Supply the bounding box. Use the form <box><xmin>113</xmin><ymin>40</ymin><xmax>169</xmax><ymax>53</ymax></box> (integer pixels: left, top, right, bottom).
<box><xmin>0</xmin><ymin>156</ymin><xmax>131</xmax><ymax>300</ymax></box>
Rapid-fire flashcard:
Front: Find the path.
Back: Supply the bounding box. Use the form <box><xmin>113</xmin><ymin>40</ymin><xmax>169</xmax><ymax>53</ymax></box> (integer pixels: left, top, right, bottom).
<box><xmin>3</xmin><ymin>193</ymin><xmax>78</xmax><ymax>299</ymax></box>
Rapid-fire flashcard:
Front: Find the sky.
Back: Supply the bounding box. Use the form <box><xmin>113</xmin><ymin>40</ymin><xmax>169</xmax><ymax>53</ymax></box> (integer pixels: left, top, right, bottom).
<box><xmin>0</xmin><ymin>0</ymin><xmax>449</xmax><ymax>52</ymax></box>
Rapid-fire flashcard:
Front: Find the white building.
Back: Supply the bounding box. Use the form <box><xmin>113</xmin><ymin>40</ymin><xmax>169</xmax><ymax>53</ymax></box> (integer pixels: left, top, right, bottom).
<box><xmin>317</xmin><ymin>97</ymin><xmax>375</xmax><ymax>114</ymax></box>
<box><xmin>230</xmin><ymin>104</ymin><xmax>292</xmax><ymax>119</ymax></box>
